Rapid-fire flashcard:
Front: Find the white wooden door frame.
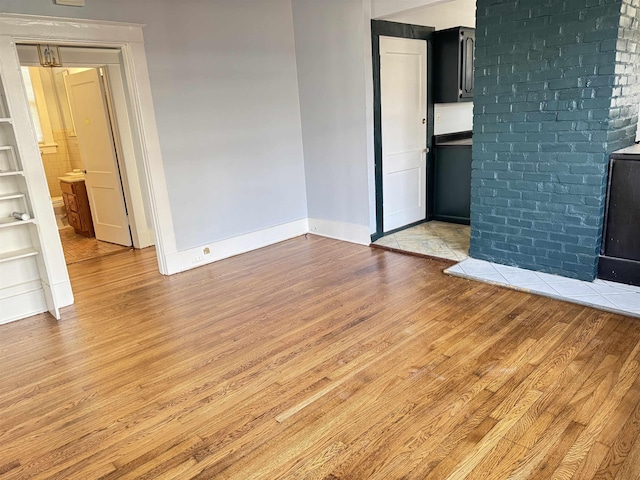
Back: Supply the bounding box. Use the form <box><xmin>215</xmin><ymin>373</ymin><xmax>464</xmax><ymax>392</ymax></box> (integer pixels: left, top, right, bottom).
<box><xmin>17</xmin><ymin>46</ymin><xmax>156</xmax><ymax>251</ymax></box>
<box><xmin>0</xmin><ymin>14</ymin><xmax>179</xmax><ymax>312</ymax></box>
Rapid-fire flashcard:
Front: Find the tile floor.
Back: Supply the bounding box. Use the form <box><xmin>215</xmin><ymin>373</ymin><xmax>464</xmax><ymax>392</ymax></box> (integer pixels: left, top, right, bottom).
<box><xmin>373</xmin><ymin>221</ymin><xmax>470</xmax><ymax>261</ymax></box>
<box><xmin>59</xmin><ymin>226</ymin><xmax>131</xmax><ymax>265</ymax></box>
<box><xmin>446</xmin><ymin>258</ymin><xmax>640</xmax><ymax>319</ymax></box>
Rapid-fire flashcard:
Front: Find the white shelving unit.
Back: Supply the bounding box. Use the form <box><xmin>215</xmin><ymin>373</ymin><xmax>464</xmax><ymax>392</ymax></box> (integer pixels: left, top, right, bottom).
<box><xmin>0</xmin><ymin>192</ymin><xmax>26</xmax><ymax>201</ymax></box>
<box><xmin>0</xmin><ymin>217</ymin><xmax>36</xmax><ymax>228</ymax></box>
<box><xmin>0</xmin><ymin>67</ymin><xmax>59</xmax><ymax>324</ymax></box>
<box><xmin>0</xmin><ymin>247</ymin><xmax>38</xmax><ymax>264</ymax></box>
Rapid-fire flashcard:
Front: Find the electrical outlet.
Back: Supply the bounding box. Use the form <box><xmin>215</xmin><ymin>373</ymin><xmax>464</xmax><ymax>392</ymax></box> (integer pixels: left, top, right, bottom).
<box><xmin>55</xmin><ymin>0</ymin><xmax>86</xmax><ymax>5</ymax></box>
<box><xmin>192</xmin><ymin>254</ymin><xmax>204</xmax><ymax>264</ymax></box>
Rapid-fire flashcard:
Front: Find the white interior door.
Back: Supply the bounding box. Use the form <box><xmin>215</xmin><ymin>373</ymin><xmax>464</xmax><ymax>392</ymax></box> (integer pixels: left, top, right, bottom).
<box><xmin>380</xmin><ymin>36</ymin><xmax>428</xmax><ymax>233</ymax></box>
<box><xmin>65</xmin><ymin>69</ymin><xmax>132</xmax><ymax>246</ymax></box>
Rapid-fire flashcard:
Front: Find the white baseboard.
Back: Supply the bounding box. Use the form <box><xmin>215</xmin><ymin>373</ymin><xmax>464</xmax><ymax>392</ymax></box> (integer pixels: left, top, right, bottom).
<box><xmin>308</xmin><ymin>218</ymin><xmax>371</xmax><ymax>246</ymax></box>
<box><xmin>134</xmin><ymin>228</ymin><xmax>156</xmax><ymax>249</ymax></box>
<box><xmin>0</xmin><ymin>281</ymin><xmax>47</xmax><ymax>325</ymax></box>
<box><xmin>165</xmin><ymin>217</ymin><xmax>372</xmax><ymax>274</ymax></box>
<box><xmin>166</xmin><ymin>218</ymin><xmax>310</xmax><ymax>274</ymax></box>
<box><xmin>52</xmin><ymin>280</ymin><xmax>74</xmax><ymax>309</ymax></box>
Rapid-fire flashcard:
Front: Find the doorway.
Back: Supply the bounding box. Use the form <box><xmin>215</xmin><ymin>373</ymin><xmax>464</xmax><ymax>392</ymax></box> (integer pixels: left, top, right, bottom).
<box><xmin>370</xmin><ymin>19</ymin><xmax>471</xmax><ymax>262</ymax></box>
<box><xmin>0</xmin><ymin>15</ymin><xmax>178</xmax><ymax>321</ymax></box>
<box><xmin>379</xmin><ymin>34</ymin><xmax>428</xmax><ymax>233</ymax></box>
<box><xmin>20</xmin><ymin>62</ymin><xmax>134</xmax><ymax>265</ymax></box>
<box><xmin>19</xmin><ymin>48</ymin><xmax>138</xmax><ymax>266</ymax></box>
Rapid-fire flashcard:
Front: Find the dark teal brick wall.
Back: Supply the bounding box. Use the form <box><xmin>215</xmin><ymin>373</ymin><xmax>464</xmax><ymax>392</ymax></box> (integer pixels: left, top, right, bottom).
<box><xmin>470</xmin><ymin>0</ymin><xmax>639</xmax><ymax>281</ymax></box>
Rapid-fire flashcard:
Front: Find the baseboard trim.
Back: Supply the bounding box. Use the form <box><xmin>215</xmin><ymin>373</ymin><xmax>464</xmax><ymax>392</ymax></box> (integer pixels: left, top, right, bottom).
<box><xmin>52</xmin><ymin>280</ymin><xmax>74</xmax><ymax>309</ymax></box>
<box><xmin>167</xmin><ymin>218</ymin><xmax>310</xmax><ymax>274</ymax></box>
<box><xmin>0</xmin><ymin>283</ymin><xmax>47</xmax><ymax>325</ymax></box>
<box><xmin>164</xmin><ymin>217</ymin><xmax>371</xmax><ymax>275</ymax></box>
<box><xmin>308</xmin><ymin>218</ymin><xmax>371</xmax><ymax>246</ymax></box>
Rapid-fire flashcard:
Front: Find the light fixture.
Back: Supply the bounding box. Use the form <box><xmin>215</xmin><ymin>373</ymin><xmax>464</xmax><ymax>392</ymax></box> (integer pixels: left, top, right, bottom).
<box><xmin>37</xmin><ymin>44</ymin><xmax>63</xmax><ymax>68</ymax></box>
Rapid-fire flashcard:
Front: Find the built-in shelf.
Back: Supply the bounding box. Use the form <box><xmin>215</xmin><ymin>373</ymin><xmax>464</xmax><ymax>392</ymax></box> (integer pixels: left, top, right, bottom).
<box><xmin>1</xmin><ymin>67</ymin><xmax>58</xmax><ymax>323</ymax></box>
<box><xmin>0</xmin><ymin>247</ymin><xmax>38</xmax><ymax>264</ymax></box>
<box><xmin>0</xmin><ymin>192</ymin><xmax>25</xmax><ymax>201</ymax></box>
<box><xmin>0</xmin><ymin>216</ymin><xmax>35</xmax><ymax>229</ymax></box>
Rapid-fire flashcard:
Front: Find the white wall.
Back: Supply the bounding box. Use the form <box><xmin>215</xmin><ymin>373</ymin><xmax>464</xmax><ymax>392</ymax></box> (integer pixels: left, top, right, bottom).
<box><xmin>382</xmin><ymin>0</ymin><xmax>475</xmax><ymax>28</ymax></box>
<box><xmin>434</xmin><ymin>103</ymin><xmax>474</xmax><ymax>135</ymax></box>
<box><xmin>0</xmin><ymin>0</ymin><xmax>308</xmax><ymax>251</ymax></box>
<box><xmin>372</xmin><ymin>0</ymin><xmax>444</xmax><ymax>18</ymax></box>
<box><xmin>0</xmin><ymin>0</ymin><xmax>475</xmax><ymax>254</ymax></box>
<box><xmin>292</xmin><ymin>0</ymin><xmax>372</xmax><ymax>233</ymax></box>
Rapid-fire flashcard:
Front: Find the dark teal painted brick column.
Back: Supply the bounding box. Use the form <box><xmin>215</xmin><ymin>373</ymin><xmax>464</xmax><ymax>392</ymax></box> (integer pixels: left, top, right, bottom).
<box><xmin>470</xmin><ymin>0</ymin><xmax>639</xmax><ymax>281</ymax></box>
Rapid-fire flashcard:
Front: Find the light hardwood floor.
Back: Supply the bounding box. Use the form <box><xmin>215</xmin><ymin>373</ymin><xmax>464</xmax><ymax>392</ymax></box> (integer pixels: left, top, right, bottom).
<box><xmin>1</xmin><ymin>235</ymin><xmax>639</xmax><ymax>479</ymax></box>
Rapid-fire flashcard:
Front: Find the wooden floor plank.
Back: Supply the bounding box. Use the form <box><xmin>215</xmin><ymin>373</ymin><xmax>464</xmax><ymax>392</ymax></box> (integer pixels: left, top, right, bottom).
<box><xmin>0</xmin><ymin>236</ymin><xmax>638</xmax><ymax>479</ymax></box>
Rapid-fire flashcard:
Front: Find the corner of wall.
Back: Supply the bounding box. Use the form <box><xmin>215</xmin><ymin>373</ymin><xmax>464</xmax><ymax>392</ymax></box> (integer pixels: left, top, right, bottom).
<box><xmin>308</xmin><ymin>218</ymin><xmax>371</xmax><ymax>245</ymax></box>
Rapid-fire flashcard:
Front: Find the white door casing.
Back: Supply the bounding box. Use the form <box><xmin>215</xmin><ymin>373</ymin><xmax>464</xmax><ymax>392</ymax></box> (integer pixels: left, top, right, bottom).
<box><xmin>65</xmin><ymin>69</ymin><xmax>132</xmax><ymax>247</ymax></box>
<box><xmin>17</xmin><ymin>44</ymin><xmax>157</xmax><ymax>251</ymax></box>
<box><xmin>380</xmin><ymin>36</ymin><xmax>427</xmax><ymax>233</ymax></box>
<box><xmin>0</xmin><ymin>14</ymin><xmax>178</xmax><ymax>319</ymax></box>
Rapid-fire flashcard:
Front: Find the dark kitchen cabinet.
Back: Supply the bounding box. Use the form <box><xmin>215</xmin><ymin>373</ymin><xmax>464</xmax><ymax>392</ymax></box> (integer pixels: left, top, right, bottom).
<box><xmin>598</xmin><ymin>145</ymin><xmax>640</xmax><ymax>286</ymax></box>
<box><xmin>433</xmin><ymin>133</ymin><xmax>472</xmax><ymax>224</ymax></box>
<box><xmin>433</xmin><ymin>26</ymin><xmax>475</xmax><ymax>103</ymax></box>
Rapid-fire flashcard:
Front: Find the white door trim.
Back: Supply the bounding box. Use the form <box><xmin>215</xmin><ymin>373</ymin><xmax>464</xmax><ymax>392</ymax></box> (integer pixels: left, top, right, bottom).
<box><xmin>0</xmin><ymin>14</ymin><xmax>177</xmax><ymax>281</ymax></box>
<box><xmin>17</xmin><ymin>45</ymin><xmax>157</xmax><ymax>250</ymax></box>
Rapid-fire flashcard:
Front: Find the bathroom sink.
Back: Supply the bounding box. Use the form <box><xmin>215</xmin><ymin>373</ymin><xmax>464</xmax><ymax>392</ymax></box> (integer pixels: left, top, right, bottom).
<box><xmin>58</xmin><ymin>175</ymin><xmax>85</xmax><ymax>183</ymax></box>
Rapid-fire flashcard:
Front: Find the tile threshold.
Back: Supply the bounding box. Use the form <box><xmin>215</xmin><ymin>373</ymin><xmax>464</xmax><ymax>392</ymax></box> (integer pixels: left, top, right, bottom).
<box><xmin>445</xmin><ymin>258</ymin><xmax>640</xmax><ymax>320</ymax></box>
<box><xmin>371</xmin><ymin>243</ymin><xmax>457</xmax><ymax>265</ymax></box>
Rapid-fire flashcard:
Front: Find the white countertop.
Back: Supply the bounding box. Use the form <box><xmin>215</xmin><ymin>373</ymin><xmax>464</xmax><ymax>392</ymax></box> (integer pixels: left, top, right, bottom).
<box><xmin>58</xmin><ymin>175</ymin><xmax>85</xmax><ymax>183</ymax></box>
<box><xmin>613</xmin><ymin>143</ymin><xmax>640</xmax><ymax>155</ymax></box>
<box><xmin>437</xmin><ymin>138</ymin><xmax>472</xmax><ymax>146</ymax></box>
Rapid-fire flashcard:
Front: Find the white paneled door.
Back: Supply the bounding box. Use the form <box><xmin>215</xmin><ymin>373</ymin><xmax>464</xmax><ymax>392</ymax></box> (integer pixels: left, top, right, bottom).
<box><xmin>380</xmin><ymin>36</ymin><xmax>427</xmax><ymax>233</ymax></box>
<box><xmin>65</xmin><ymin>69</ymin><xmax>132</xmax><ymax>246</ymax></box>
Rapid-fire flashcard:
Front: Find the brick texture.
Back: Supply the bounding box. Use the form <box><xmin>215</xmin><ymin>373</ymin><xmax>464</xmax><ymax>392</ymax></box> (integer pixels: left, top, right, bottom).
<box><xmin>470</xmin><ymin>0</ymin><xmax>639</xmax><ymax>280</ymax></box>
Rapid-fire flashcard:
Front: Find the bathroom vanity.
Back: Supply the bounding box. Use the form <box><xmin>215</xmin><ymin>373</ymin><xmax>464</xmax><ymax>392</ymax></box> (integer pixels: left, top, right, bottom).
<box><xmin>59</xmin><ymin>176</ymin><xmax>94</xmax><ymax>238</ymax></box>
